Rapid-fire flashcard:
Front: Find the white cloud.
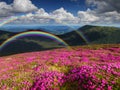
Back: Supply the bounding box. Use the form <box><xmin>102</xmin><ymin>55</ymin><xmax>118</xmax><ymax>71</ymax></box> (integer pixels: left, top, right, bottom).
<box><xmin>12</xmin><ymin>8</ymin><xmax>78</xmax><ymax>24</ymax></box>
<box><xmin>0</xmin><ymin>0</ymin><xmax>38</xmax><ymax>17</ymax></box>
<box><xmin>13</xmin><ymin>0</ymin><xmax>38</xmax><ymax>12</ymax></box>
<box><xmin>85</xmin><ymin>0</ymin><xmax>120</xmax><ymax>24</ymax></box>
<box><xmin>16</xmin><ymin>8</ymin><xmax>50</xmax><ymax>24</ymax></box>
<box><xmin>0</xmin><ymin>0</ymin><xmax>120</xmax><ymax>25</ymax></box>
<box><xmin>6</xmin><ymin>7</ymin><xmax>120</xmax><ymax>25</ymax></box>
<box><xmin>77</xmin><ymin>8</ymin><xmax>120</xmax><ymax>25</ymax></box>
<box><xmin>35</xmin><ymin>8</ymin><xmax>50</xmax><ymax>17</ymax></box>
<box><xmin>96</xmin><ymin>11</ymin><xmax>120</xmax><ymax>24</ymax></box>
<box><xmin>50</xmin><ymin>8</ymin><xmax>77</xmax><ymax>23</ymax></box>
<box><xmin>77</xmin><ymin>8</ymin><xmax>99</xmax><ymax>24</ymax></box>
<box><xmin>86</xmin><ymin>0</ymin><xmax>120</xmax><ymax>13</ymax></box>
<box><xmin>0</xmin><ymin>2</ymin><xmax>13</xmax><ymax>16</ymax></box>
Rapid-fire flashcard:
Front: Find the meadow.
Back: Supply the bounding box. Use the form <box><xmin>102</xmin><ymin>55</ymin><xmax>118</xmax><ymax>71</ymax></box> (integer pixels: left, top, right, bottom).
<box><xmin>0</xmin><ymin>44</ymin><xmax>120</xmax><ymax>90</ymax></box>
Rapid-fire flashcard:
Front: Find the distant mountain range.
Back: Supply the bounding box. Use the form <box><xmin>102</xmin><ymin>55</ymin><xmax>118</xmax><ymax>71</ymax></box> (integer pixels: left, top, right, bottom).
<box><xmin>0</xmin><ymin>25</ymin><xmax>80</xmax><ymax>35</ymax></box>
<box><xmin>0</xmin><ymin>25</ymin><xmax>120</xmax><ymax>56</ymax></box>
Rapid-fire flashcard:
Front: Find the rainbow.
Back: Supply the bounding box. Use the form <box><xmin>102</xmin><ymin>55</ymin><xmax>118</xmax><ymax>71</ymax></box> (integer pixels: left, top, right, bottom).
<box><xmin>41</xmin><ymin>17</ymin><xmax>89</xmax><ymax>44</ymax></box>
<box><xmin>0</xmin><ymin>16</ymin><xmax>18</xmax><ymax>27</ymax></box>
<box><xmin>59</xmin><ymin>23</ymin><xmax>89</xmax><ymax>44</ymax></box>
<box><xmin>0</xmin><ymin>16</ymin><xmax>89</xmax><ymax>46</ymax></box>
<box><xmin>0</xmin><ymin>31</ymin><xmax>71</xmax><ymax>50</ymax></box>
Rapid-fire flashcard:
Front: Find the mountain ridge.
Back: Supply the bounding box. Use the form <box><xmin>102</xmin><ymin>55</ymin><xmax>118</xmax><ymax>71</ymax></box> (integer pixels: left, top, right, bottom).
<box><xmin>0</xmin><ymin>25</ymin><xmax>120</xmax><ymax>56</ymax></box>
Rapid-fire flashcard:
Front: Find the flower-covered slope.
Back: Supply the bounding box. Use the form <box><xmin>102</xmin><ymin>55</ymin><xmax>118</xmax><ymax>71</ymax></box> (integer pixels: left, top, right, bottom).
<box><xmin>0</xmin><ymin>44</ymin><xmax>120</xmax><ymax>90</ymax></box>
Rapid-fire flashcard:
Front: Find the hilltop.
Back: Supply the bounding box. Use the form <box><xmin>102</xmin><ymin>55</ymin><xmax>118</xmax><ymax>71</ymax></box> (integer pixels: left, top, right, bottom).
<box><xmin>59</xmin><ymin>25</ymin><xmax>120</xmax><ymax>45</ymax></box>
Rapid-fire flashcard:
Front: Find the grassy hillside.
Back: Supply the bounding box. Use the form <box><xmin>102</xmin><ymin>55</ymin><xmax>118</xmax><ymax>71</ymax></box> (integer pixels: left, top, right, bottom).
<box><xmin>0</xmin><ymin>30</ymin><xmax>16</xmax><ymax>44</ymax></box>
<box><xmin>0</xmin><ymin>36</ymin><xmax>64</xmax><ymax>56</ymax></box>
<box><xmin>80</xmin><ymin>25</ymin><xmax>120</xmax><ymax>44</ymax></box>
<box><xmin>0</xmin><ymin>25</ymin><xmax>120</xmax><ymax>56</ymax></box>
<box><xmin>58</xmin><ymin>25</ymin><xmax>120</xmax><ymax>46</ymax></box>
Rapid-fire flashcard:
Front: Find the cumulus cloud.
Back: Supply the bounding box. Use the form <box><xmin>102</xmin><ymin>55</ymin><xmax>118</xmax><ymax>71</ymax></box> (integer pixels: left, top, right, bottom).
<box><xmin>97</xmin><ymin>11</ymin><xmax>120</xmax><ymax>24</ymax></box>
<box><xmin>77</xmin><ymin>9</ymin><xmax>99</xmax><ymax>24</ymax></box>
<box><xmin>13</xmin><ymin>8</ymin><xmax>78</xmax><ymax>24</ymax></box>
<box><xmin>84</xmin><ymin>0</ymin><xmax>120</xmax><ymax>24</ymax></box>
<box><xmin>13</xmin><ymin>0</ymin><xmax>120</xmax><ymax>25</ymax></box>
<box><xmin>35</xmin><ymin>9</ymin><xmax>49</xmax><ymax>17</ymax></box>
<box><xmin>86</xmin><ymin>0</ymin><xmax>120</xmax><ymax>13</ymax></box>
<box><xmin>0</xmin><ymin>0</ymin><xmax>120</xmax><ymax>25</ymax></box>
<box><xmin>50</xmin><ymin>8</ymin><xmax>77</xmax><ymax>23</ymax></box>
<box><xmin>0</xmin><ymin>0</ymin><xmax>37</xmax><ymax>17</ymax></box>
<box><xmin>13</xmin><ymin>0</ymin><xmax>38</xmax><ymax>12</ymax></box>
<box><xmin>0</xmin><ymin>0</ymin><xmax>78</xmax><ymax>25</ymax></box>
<box><xmin>0</xmin><ymin>2</ymin><xmax>13</xmax><ymax>17</ymax></box>
<box><xmin>4</xmin><ymin>6</ymin><xmax>120</xmax><ymax>25</ymax></box>
<box><xmin>16</xmin><ymin>8</ymin><xmax>50</xmax><ymax>24</ymax></box>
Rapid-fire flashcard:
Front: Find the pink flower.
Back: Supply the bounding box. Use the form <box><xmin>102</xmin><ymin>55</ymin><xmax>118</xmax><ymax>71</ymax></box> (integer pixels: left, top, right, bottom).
<box><xmin>108</xmin><ymin>86</ymin><xmax>112</xmax><ymax>90</ymax></box>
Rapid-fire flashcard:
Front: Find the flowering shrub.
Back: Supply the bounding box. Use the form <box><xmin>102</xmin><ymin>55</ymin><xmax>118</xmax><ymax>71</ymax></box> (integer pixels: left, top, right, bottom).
<box><xmin>31</xmin><ymin>71</ymin><xmax>65</xmax><ymax>90</ymax></box>
<box><xmin>0</xmin><ymin>45</ymin><xmax>120</xmax><ymax>90</ymax></box>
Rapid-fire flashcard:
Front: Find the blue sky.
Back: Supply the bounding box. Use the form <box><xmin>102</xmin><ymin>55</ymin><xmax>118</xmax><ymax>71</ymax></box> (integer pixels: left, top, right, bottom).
<box><xmin>32</xmin><ymin>0</ymin><xmax>87</xmax><ymax>15</ymax></box>
<box><xmin>0</xmin><ymin>0</ymin><xmax>120</xmax><ymax>26</ymax></box>
<box><xmin>1</xmin><ymin>0</ymin><xmax>87</xmax><ymax>15</ymax></box>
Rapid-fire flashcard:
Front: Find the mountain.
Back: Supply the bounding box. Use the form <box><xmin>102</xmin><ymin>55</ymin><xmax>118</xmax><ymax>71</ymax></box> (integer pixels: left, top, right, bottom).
<box><xmin>0</xmin><ymin>25</ymin><xmax>120</xmax><ymax>56</ymax></box>
<box><xmin>0</xmin><ymin>25</ymin><xmax>79</xmax><ymax>35</ymax></box>
<box><xmin>79</xmin><ymin>25</ymin><xmax>120</xmax><ymax>44</ymax></box>
<box><xmin>59</xmin><ymin>25</ymin><xmax>120</xmax><ymax>45</ymax></box>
